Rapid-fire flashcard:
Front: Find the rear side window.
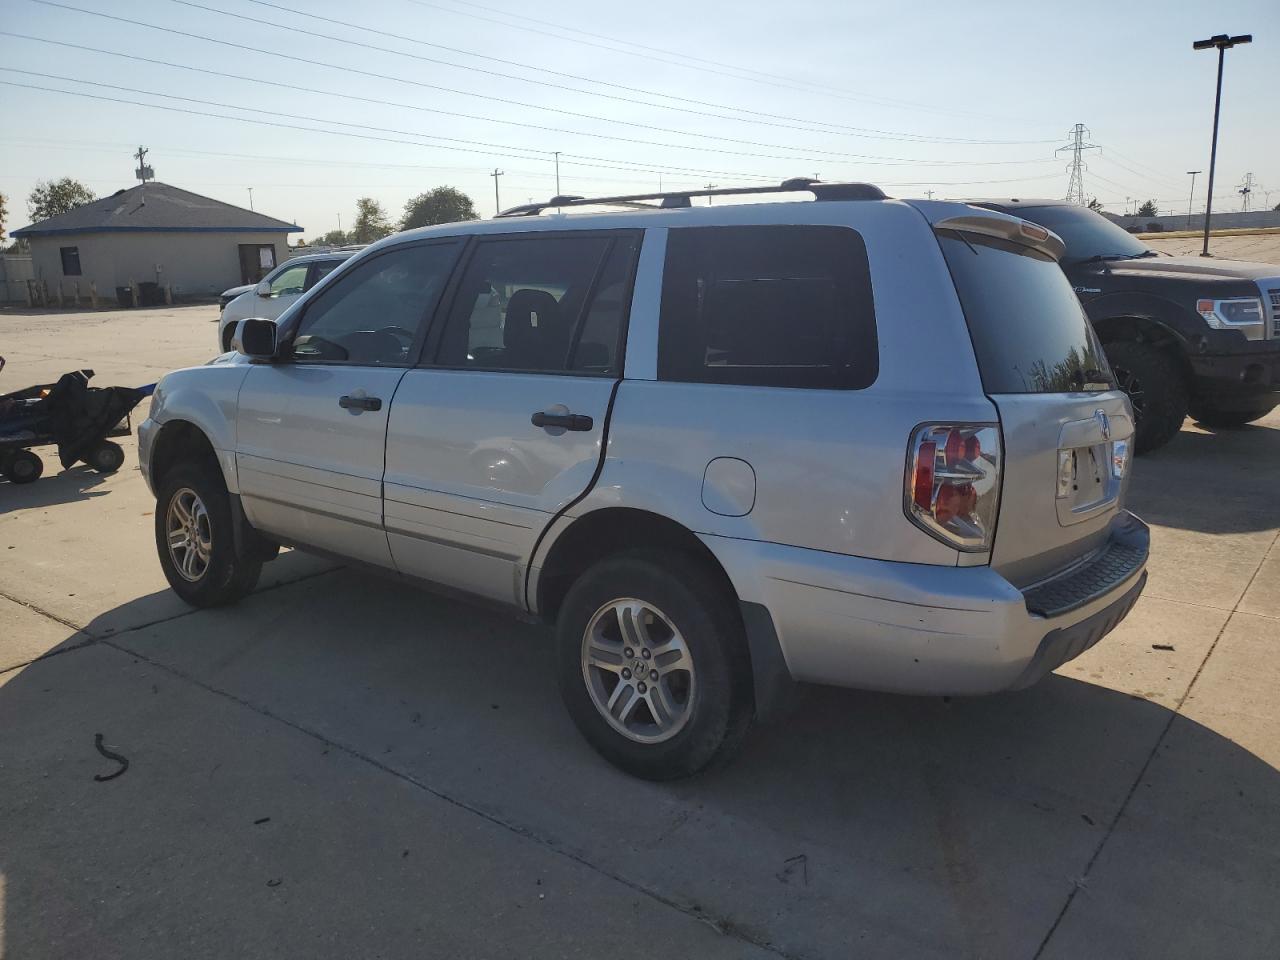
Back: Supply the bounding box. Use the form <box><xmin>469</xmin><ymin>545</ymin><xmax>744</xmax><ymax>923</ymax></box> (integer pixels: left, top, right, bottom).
<box><xmin>658</xmin><ymin>225</ymin><xmax>877</xmax><ymax>389</ymax></box>
<box><xmin>939</xmin><ymin>230</ymin><xmax>1111</xmax><ymax>394</ymax></box>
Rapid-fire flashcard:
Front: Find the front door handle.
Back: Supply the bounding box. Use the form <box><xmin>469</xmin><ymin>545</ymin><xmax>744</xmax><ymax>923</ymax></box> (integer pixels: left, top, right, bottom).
<box><xmin>339</xmin><ymin>394</ymin><xmax>382</xmax><ymax>412</ymax></box>
<box><xmin>531</xmin><ymin>410</ymin><xmax>593</xmax><ymax>431</ymax></box>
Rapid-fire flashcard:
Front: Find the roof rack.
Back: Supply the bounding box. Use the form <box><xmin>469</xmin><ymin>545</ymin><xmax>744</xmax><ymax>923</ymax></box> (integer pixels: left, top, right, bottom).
<box><xmin>493</xmin><ymin>178</ymin><xmax>888</xmax><ymax>218</ymax></box>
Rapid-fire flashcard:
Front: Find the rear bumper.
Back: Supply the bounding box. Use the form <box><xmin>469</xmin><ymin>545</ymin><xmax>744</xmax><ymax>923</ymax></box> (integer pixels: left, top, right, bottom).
<box><xmin>703</xmin><ymin>510</ymin><xmax>1149</xmax><ymax>697</ymax></box>
<box><xmin>1189</xmin><ymin>347</ymin><xmax>1280</xmax><ymax>406</ymax></box>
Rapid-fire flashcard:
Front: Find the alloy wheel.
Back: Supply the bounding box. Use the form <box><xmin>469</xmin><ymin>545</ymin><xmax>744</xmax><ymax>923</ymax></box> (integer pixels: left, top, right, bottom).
<box><xmin>581</xmin><ymin>599</ymin><xmax>696</xmax><ymax>744</ymax></box>
<box><xmin>166</xmin><ymin>487</ymin><xmax>212</xmax><ymax>582</ymax></box>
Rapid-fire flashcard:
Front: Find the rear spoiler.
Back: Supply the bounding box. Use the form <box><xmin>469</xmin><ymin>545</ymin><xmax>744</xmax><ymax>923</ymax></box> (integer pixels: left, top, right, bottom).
<box><xmin>933</xmin><ymin>214</ymin><xmax>1066</xmax><ymax>262</ymax></box>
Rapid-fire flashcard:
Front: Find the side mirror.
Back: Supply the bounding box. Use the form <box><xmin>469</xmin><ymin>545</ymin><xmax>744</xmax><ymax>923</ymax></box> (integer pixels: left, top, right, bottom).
<box><xmin>254</xmin><ymin>280</ymin><xmax>272</xmax><ymax>297</ymax></box>
<box><xmin>232</xmin><ymin>318</ymin><xmax>278</xmax><ymax>359</ymax></box>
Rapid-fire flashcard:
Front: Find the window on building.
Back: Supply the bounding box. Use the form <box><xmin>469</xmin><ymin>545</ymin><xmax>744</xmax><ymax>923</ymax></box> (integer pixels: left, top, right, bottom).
<box><xmin>60</xmin><ymin>246</ymin><xmax>82</xmax><ymax>276</ymax></box>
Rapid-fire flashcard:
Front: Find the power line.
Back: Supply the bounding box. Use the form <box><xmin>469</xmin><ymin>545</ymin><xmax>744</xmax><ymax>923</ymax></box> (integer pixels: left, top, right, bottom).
<box><xmin>405</xmin><ymin>0</ymin><xmax>1046</xmax><ymax>124</ymax></box>
<box><xmin>0</xmin><ymin>40</ymin><xmax>1056</xmax><ymax>169</ymax></box>
<box><xmin>174</xmin><ymin>0</ymin><xmax>1059</xmax><ymax>147</ymax></box>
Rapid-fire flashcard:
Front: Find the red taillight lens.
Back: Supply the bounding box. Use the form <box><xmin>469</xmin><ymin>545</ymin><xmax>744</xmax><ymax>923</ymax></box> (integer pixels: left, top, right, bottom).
<box><xmin>913</xmin><ymin>441</ymin><xmax>936</xmax><ymax>508</ymax></box>
<box><xmin>905</xmin><ymin>423</ymin><xmax>1000</xmax><ymax>552</ymax></box>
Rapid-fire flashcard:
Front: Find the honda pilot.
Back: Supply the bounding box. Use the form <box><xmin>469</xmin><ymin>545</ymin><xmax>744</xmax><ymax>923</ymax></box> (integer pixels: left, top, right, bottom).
<box><xmin>138</xmin><ymin>180</ymin><xmax>1149</xmax><ymax>779</ymax></box>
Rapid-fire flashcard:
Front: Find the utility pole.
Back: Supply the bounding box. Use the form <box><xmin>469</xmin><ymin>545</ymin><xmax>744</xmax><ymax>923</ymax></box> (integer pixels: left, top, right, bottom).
<box><xmin>247</xmin><ymin>187</ymin><xmax>254</xmax><ymax>212</ymax></box>
<box><xmin>924</xmin><ymin>189</ymin><xmax>936</xmax><ymax>201</ymax></box>
<box><xmin>704</xmin><ymin>182</ymin><xmax>717</xmax><ymax>206</ymax></box>
<box><xmin>1186</xmin><ymin>171</ymin><xmax>1201</xmax><ymax>227</ymax></box>
<box><xmin>1194</xmin><ymin>32</ymin><xmax>1252</xmax><ymax>256</ymax></box>
<box><xmin>491</xmin><ymin>168</ymin><xmax>504</xmax><ymax>215</ymax></box>
<box><xmin>133</xmin><ymin>145</ymin><xmax>153</xmax><ymax>183</ymax></box>
<box><xmin>1056</xmin><ymin>123</ymin><xmax>1099</xmax><ymax>205</ymax></box>
<box><xmin>336</xmin><ymin>213</ymin><xmax>342</xmax><ymax>236</ymax></box>
<box><xmin>553</xmin><ymin>152</ymin><xmax>561</xmax><ymax>196</ymax></box>
<box><xmin>1237</xmin><ymin>172</ymin><xmax>1255</xmax><ymax>212</ymax></box>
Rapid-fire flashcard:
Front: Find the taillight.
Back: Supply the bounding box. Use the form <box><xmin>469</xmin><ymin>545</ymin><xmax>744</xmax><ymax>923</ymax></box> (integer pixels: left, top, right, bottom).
<box><xmin>905</xmin><ymin>423</ymin><xmax>1001</xmax><ymax>552</ymax></box>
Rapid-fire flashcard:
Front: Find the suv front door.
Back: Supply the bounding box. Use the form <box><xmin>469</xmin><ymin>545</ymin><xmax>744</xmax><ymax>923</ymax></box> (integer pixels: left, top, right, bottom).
<box><xmin>383</xmin><ymin>230</ymin><xmax>641</xmax><ymax>603</ymax></box>
<box><xmin>236</xmin><ymin>240</ymin><xmax>462</xmax><ymax>566</ymax></box>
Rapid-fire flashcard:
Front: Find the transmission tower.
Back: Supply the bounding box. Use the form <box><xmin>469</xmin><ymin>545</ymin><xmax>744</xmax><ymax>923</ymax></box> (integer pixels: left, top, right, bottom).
<box><xmin>1237</xmin><ymin>172</ymin><xmax>1255</xmax><ymax>212</ymax></box>
<box><xmin>1056</xmin><ymin>123</ymin><xmax>1100</xmax><ymax>205</ymax></box>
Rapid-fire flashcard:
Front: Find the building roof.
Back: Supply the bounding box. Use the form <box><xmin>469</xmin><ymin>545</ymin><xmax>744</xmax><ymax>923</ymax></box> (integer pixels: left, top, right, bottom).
<box><xmin>13</xmin><ymin>182</ymin><xmax>301</xmax><ymax>237</ymax></box>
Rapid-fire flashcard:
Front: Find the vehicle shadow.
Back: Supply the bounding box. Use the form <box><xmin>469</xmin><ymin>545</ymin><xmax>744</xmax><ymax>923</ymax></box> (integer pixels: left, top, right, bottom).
<box><xmin>1128</xmin><ymin>417</ymin><xmax>1280</xmax><ymax>534</ymax></box>
<box><xmin>0</xmin><ymin>462</ymin><xmax>110</xmax><ymax>506</ymax></box>
<box><xmin>1</xmin><ymin>572</ymin><xmax>1275</xmax><ymax>959</ymax></box>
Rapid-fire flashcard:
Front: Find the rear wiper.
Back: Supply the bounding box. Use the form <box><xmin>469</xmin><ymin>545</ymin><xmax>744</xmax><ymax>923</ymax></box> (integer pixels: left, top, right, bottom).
<box><xmin>1072</xmin><ymin>367</ymin><xmax>1113</xmax><ymax>390</ymax></box>
<box><xmin>1072</xmin><ymin>251</ymin><xmax>1158</xmax><ymax>264</ymax></box>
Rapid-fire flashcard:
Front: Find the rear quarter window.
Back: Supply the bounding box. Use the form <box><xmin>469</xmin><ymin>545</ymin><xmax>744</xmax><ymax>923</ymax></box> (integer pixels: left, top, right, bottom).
<box><xmin>658</xmin><ymin>225</ymin><xmax>878</xmax><ymax>389</ymax></box>
<box><xmin>938</xmin><ymin>230</ymin><xmax>1111</xmax><ymax>394</ymax></box>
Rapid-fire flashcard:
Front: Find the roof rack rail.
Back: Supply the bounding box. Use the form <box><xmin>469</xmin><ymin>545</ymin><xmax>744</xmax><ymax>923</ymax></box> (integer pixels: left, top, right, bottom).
<box><xmin>494</xmin><ymin>178</ymin><xmax>888</xmax><ymax>218</ymax></box>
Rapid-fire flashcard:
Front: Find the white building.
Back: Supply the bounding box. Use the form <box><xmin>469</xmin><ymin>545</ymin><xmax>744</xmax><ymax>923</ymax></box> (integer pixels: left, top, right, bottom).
<box><xmin>12</xmin><ymin>182</ymin><xmax>301</xmax><ymax>302</ymax></box>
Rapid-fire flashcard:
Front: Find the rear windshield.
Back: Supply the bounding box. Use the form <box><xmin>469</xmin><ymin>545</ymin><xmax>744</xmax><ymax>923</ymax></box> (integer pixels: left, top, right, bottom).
<box><xmin>938</xmin><ymin>230</ymin><xmax>1112</xmax><ymax>394</ymax></box>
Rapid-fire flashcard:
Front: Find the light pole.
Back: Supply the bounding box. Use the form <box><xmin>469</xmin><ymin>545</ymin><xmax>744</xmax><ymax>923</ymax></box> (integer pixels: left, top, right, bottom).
<box><xmin>1194</xmin><ymin>33</ymin><xmax>1252</xmax><ymax>256</ymax></box>
<box><xmin>1186</xmin><ymin>170</ymin><xmax>1201</xmax><ymax>228</ymax></box>
<box><xmin>247</xmin><ymin>187</ymin><xmax>254</xmax><ymax>212</ymax></box>
<box><xmin>553</xmin><ymin>151</ymin><xmax>561</xmax><ymax>196</ymax></box>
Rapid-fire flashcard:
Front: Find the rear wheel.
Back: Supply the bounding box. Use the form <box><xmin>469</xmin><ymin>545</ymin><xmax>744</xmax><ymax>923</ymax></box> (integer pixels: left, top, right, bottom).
<box><xmin>85</xmin><ymin>440</ymin><xmax>125</xmax><ymax>474</ymax></box>
<box><xmin>1105</xmin><ymin>340</ymin><xmax>1188</xmax><ymax>454</ymax></box>
<box><xmin>2</xmin><ymin>449</ymin><xmax>43</xmax><ymax>484</ymax></box>
<box><xmin>556</xmin><ymin>551</ymin><xmax>753</xmax><ymax>780</ymax></box>
<box><xmin>155</xmin><ymin>463</ymin><xmax>261</xmax><ymax>607</ymax></box>
<box><xmin>1188</xmin><ymin>401</ymin><xmax>1276</xmax><ymax>429</ymax></box>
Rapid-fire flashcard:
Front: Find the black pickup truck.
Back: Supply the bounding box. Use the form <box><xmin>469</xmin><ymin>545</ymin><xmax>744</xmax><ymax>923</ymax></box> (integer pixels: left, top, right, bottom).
<box><xmin>972</xmin><ymin>200</ymin><xmax>1280</xmax><ymax>453</ymax></box>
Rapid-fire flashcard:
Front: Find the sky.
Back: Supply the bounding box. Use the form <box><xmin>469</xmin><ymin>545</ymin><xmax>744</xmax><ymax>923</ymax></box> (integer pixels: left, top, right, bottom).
<box><xmin>1</xmin><ymin>0</ymin><xmax>1277</xmax><ymax>241</ymax></box>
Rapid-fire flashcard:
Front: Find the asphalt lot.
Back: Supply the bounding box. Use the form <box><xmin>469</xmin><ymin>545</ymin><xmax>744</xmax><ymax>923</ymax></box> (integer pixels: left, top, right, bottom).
<box><xmin>2</xmin><ymin>303</ymin><xmax>1278</xmax><ymax>959</ymax></box>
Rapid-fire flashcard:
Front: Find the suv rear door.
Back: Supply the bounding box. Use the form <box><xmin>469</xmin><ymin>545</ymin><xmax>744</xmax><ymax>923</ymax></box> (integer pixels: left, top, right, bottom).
<box><xmin>936</xmin><ymin>219</ymin><xmax>1134</xmax><ymax>586</ymax></box>
<box><xmin>382</xmin><ymin>230</ymin><xmax>641</xmax><ymax>604</ymax></box>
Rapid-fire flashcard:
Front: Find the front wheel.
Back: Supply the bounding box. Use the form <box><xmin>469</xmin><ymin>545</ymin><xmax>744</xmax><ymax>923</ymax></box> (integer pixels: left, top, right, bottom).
<box><xmin>1188</xmin><ymin>401</ymin><xmax>1276</xmax><ymax>429</ymax></box>
<box><xmin>1104</xmin><ymin>340</ymin><xmax>1188</xmax><ymax>454</ymax></box>
<box><xmin>556</xmin><ymin>551</ymin><xmax>753</xmax><ymax>780</ymax></box>
<box><xmin>2</xmin><ymin>449</ymin><xmax>43</xmax><ymax>484</ymax></box>
<box><xmin>155</xmin><ymin>463</ymin><xmax>262</xmax><ymax>607</ymax></box>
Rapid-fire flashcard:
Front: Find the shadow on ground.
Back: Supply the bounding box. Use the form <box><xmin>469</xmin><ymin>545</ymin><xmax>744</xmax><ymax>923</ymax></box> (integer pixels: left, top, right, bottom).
<box><xmin>1129</xmin><ymin>418</ymin><xmax>1280</xmax><ymax>534</ymax></box>
<box><xmin>3</xmin><ymin>571</ymin><xmax>1277</xmax><ymax>959</ymax></box>
<box><xmin>0</xmin><ymin>462</ymin><xmax>110</xmax><ymax>506</ymax></box>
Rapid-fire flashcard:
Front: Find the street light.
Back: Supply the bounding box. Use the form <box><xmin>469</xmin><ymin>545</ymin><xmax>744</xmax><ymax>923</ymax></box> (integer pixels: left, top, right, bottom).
<box><xmin>1193</xmin><ymin>33</ymin><xmax>1252</xmax><ymax>257</ymax></box>
<box><xmin>1186</xmin><ymin>170</ymin><xmax>1201</xmax><ymax>228</ymax></box>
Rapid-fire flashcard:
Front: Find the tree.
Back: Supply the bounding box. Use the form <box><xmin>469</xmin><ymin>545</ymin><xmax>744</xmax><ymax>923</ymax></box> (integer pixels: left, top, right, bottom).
<box><xmin>1136</xmin><ymin>199</ymin><xmax>1158</xmax><ymax>218</ymax></box>
<box><xmin>350</xmin><ymin>197</ymin><xmax>392</xmax><ymax>244</ymax></box>
<box><xmin>1087</xmin><ymin>197</ymin><xmax>1103</xmax><ymax>211</ymax></box>
<box><xmin>310</xmin><ymin>229</ymin><xmax>350</xmax><ymax>247</ymax></box>
<box><xmin>28</xmin><ymin>177</ymin><xmax>96</xmax><ymax>222</ymax></box>
<box><xmin>401</xmin><ymin>186</ymin><xmax>479</xmax><ymax>230</ymax></box>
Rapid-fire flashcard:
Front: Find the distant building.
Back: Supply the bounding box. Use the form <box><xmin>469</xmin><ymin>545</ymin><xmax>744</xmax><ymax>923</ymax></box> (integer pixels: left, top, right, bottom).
<box><xmin>12</xmin><ymin>182</ymin><xmax>301</xmax><ymax>300</ymax></box>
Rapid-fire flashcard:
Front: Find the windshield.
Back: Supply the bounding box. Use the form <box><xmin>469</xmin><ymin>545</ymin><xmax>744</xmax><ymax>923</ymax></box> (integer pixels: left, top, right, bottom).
<box><xmin>1014</xmin><ymin>205</ymin><xmax>1151</xmax><ymax>261</ymax></box>
<box><xmin>939</xmin><ymin>230</ymin><xmax>1112</xmax><ymax>394</ymax></box>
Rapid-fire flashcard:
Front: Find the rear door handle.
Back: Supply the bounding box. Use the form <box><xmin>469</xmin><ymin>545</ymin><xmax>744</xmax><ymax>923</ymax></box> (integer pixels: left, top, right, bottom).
<box><xmin>339</xmin><ymin>394</ymin><xmax>382</xmax><ymax>411</ymax></box>
<box><xmin>531</xmin><ymin>410</ymin><xmax>593</xmax><ymax>431</ymax></box>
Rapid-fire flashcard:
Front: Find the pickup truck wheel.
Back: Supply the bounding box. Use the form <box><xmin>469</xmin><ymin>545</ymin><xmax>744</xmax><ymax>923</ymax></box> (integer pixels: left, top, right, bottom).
<box><xmin>556</xmin><ymin>551</ymin><xmax>752</xmax><ymax>780</ymax></box>
<box><xmin>1188</xmin><ymin>401</ymin><xmax>1276</xmax><ymax>429</ymax></box>
<box><xmin>155</xmin><ymin>463</ymin><xmax>262</xmax><ymax>607</ymax></box>
<box><xmin>1105</xmin><ymin>340</ymin><xmax>1187</xmax><ymax>454</ymax></box>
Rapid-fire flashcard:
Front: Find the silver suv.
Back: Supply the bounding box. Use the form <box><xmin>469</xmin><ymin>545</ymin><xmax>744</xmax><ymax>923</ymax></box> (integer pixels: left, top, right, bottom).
<box><xmin>138</xmin><ymin>180</ymin><xmax>1149</xmax><ymax>779</ymax></box>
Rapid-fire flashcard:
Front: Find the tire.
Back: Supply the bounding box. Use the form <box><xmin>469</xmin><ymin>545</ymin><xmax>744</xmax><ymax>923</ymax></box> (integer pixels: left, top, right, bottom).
<box><xmin>1104</xmin><ymin>340</ymin><xmax>1188</xmax><ymax>454</ymax></box>
<box><xmin>154</xmin><ymin>462</ymin><xmax>262</xmax><ymax>607</ymax></box>
<box><xmin>2</xmin><ymin>449</ymin><xmax>43</xmax><ymax>484</ymax></box>
<box><xmin>221</xmin><ymin>322</ymin><xmax>235</xmax><ymax>353</ymax></box>
<box><xmin>1188</xmin><ymin>401</ymin><xmax>1276</xmax><ymax>429</ymax></box>
<box><xmin>85</xmin><ymin>440</ymin><xmax>125</xmax><ymax>474</ymax></box>
<box><xmin>556</xmin><ymin>550</ymin><xmax>753</xmax><ymax>780</ymax></box>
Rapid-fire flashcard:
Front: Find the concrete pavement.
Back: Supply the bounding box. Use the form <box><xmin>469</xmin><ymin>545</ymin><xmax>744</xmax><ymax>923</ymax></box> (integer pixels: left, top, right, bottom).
<box><xmin>2</xmin><ymin>304</ymin><xmax>1278</xmax><ymax>958</ymax></box>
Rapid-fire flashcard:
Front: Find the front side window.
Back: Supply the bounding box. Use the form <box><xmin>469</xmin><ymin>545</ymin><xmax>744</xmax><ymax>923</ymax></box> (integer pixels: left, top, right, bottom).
<box><xmin>435</xmin><ymin>232</ymin><xmax>636</xmax><ymax>373</ymax></box>
<box><xmin>658</xmin><ymin>225</ymin><xmax>878</xmax><ymax>389</ymax></box>
<box><xmin>289</xmin><ymin>242</ymin><xmax>461</xmax><ymax>365</ymax></box>
<box><xmin>266</xmin><ymin>263</ymin><xmax>308</xmax><ymax>298</ymax></box>
<box><xmin>60</xmin><ymin>246</ymin><xmax>82</xmax><ymax>276</ymax></box>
